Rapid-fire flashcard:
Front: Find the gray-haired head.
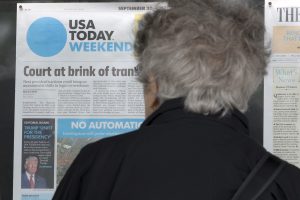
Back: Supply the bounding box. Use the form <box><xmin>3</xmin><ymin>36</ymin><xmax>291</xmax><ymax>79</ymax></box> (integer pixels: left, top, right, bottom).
<box><xmin>24</xmin><ymin>156</ymin><xmax>39</xmax><ymax>175</ymax></box>
<box><xmin>134</xmin><ymin>0</ymin><xmax>269</xmax><ymax>115</ymax></box>
<box><xmin>24</xmin><ymin>156</ymin><xmax>38</xmax><ymax>166</ymax></box>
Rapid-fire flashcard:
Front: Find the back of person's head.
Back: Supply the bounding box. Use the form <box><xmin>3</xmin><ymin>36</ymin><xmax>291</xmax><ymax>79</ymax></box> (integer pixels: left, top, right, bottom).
<box><xmin>134</xmin><ymin>0</ymin><xmax>269</xmax><ymax>115</ymax></box>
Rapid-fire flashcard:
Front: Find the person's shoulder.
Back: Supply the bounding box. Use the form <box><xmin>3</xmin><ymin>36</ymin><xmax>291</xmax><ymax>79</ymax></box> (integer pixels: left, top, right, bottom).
<box><xmin>284</xmin><ymin>162</ymin><xmax>300</xmax><ymax>175</ymax></box>
<box><xmin>79</xmin><ymin>129</ymin><xmax>141</xmax><ymax>157</ymax></box>
<box><xmin>36</xmin><ymin>174</ymin><xmax>47</xmax><ymax>183</ymax></box>
<box><xmin>281</xmin><ymin>162</ymin><xmax>300</xmax><ymax>181</ymax></box>
<box><xmin>276</xmin><ymin>161</ymin><xmax>300</xmax><ymax>199</ymax></box>
<box><xmin>21</xmin><ymin>172</ymin><xmax>27</xmax><ymax>182</ymax></box>
<box><xmin>36</xmin><ymin>174</ymin><xmax>46</xmax><ymax>181</ymax></box>
<box><xmin>53</xmin><ymin>130</ymin><xmax>142</xmax><ymax>199</ymax></box>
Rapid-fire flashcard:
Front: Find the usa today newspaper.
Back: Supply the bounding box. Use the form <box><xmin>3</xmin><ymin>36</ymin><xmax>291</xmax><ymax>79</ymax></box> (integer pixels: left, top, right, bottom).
<box><xmin>14</xmin><ymin>3</ymin><xmax>166</xmax><ymax>200</ymax></box>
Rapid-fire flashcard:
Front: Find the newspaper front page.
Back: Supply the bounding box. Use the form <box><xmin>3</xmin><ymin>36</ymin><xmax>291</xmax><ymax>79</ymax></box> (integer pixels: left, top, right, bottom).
<box><xmin>264</xmin><ymin>0</ymin><xmax>300</xmax><ymax>168</ymax></box>
<box><xmin>14</xmin><ymin>3</ymin><xmax>165</xmax><ymax>200</ymax></box>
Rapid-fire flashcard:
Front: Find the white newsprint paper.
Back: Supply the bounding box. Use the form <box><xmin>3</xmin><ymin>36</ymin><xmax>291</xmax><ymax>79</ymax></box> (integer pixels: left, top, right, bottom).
<box><xmin>264</xmin><ymin>0</ymin><xmax>300</xmax><ymax>168</ymax></box>
<box><xmin>14</xmin><ymin>3</ymin><xmax>165</xmax><ymax>200</ymax></box>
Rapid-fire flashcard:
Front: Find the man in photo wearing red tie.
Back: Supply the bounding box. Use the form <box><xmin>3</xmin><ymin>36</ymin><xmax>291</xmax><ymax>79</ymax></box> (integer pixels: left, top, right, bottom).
<box><xmin>21</xmin><ymin>156</ymin><xmax>47</xmax><ymax>189</ymax></box>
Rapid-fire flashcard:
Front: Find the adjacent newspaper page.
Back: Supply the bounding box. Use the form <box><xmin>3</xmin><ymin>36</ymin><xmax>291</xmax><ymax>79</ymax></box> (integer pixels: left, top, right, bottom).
<box><xmin>14</xmin><ymin>3</ymin><xmax>165</xmax><ymax>200</ymax></box>
<box><xmin>265</xmin><ymin>0</ymin><xmax>300</xmax><ymax>168</ymax></box>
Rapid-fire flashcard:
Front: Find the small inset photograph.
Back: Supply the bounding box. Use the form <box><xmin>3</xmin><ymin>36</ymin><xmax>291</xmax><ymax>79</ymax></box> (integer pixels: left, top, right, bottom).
<box><xmin>21</xmin><ymin>118</ymin><xmax>55</xmax><ymax>189</ymax></box>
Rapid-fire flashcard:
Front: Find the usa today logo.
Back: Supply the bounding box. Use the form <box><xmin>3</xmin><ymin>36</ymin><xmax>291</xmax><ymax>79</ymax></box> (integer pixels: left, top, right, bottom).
<box><xmin>27</xmin><ymin>17</ymin><xmax>67</xmax><ymax>57</ymax></box>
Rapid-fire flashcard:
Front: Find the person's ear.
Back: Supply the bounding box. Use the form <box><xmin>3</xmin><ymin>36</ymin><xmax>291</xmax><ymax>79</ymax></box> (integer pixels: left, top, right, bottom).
<box><xmin>144</xmin><ymin>75</ymin><xmax>159</xmax><ymax>117</ymax></box>
<box><xmin>148</xmin><ymin>76</ymin><xmax>159</xmax><ymax>109</ymax></box>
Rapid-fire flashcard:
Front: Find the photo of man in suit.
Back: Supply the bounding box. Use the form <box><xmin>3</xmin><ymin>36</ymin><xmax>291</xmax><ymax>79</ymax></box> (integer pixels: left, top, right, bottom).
<box><xmin>21</xmin><ymin>156</ymin><xmax>47</xmax><ymax>189</ymax></box>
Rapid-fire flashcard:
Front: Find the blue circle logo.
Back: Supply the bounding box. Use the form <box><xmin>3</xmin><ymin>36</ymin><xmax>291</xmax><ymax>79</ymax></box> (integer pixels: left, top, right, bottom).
<box><xmin>27</xmin><ymin>17</ymin><xmax>67</xmax><ymax>57</ymax></box>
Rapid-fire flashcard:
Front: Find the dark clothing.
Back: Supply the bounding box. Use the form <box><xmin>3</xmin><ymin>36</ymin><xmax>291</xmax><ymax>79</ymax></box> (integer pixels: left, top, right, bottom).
<box><xmin>53</xmin><ymin>98</ymin><xmax>300</xmax><ymax>200</ymax></box>
<box><xmin>21</xmin><ymin>172</ymin><xmax>47</xmax><ymax>189</ymax></box>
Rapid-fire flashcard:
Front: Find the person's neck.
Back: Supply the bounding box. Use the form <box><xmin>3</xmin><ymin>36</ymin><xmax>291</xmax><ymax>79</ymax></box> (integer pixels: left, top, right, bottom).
<box><xmin>26</xmin><ymin>171</ymin><xmax>35</xmax><ymax>176</ymax></box>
